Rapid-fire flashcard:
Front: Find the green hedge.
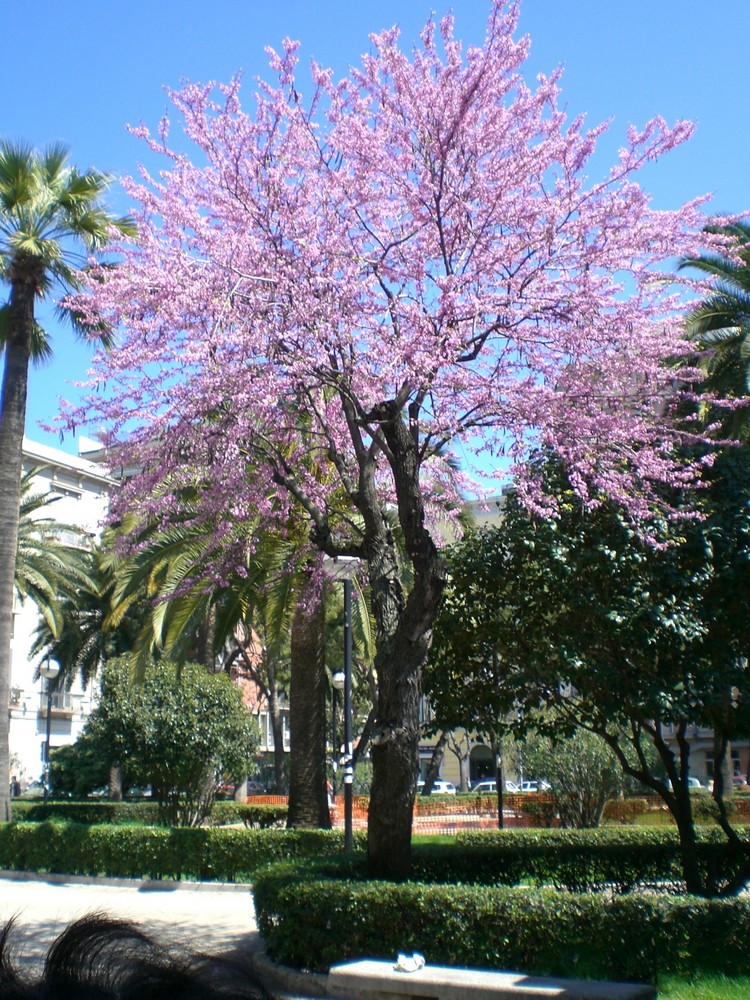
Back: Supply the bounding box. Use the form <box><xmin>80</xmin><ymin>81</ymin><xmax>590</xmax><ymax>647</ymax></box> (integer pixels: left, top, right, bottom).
<box><xmin>9</xmin><ymin>800</ymin><xmax>288</xmax><ymax>829</ymax></box>
<box><xmin>0</xmin><ymin>821</ymin><xmax>356</xmax><ymax>881</ymax></box>
<box><xmin>10</xmin><ymin>801</ymin><xmax>162</xmax><ymax>825</ymax></box>
<box><xmin>253</xmin><ymin>856</ymin><xmax>750</xmax><ymax>982</ymax></box>
<box><xmin>450</xmin><ymin>827</ymin><xmax>747</xmax><ymax>895</ymax></box>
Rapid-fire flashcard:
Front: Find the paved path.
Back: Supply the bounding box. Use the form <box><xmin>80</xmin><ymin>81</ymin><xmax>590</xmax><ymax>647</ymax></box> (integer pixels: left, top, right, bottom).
<box><xmin>0</xmin><ymin>872</ymin><xmax>260</xmax><ymax>971</ymax></box>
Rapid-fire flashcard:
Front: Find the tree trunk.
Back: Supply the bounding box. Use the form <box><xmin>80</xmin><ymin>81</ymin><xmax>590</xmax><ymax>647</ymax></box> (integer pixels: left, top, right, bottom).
<box><xmin>352</xmin><ymin>399</ymin><xmax>447</xmax><ymax>879</ymax></box>
<box><xmin>421</xmin><ymin>731</ymin><xmax>448</xmax><ymax>794</ymax></box>
<box><xmin>367</xmin><ymin>566</ymin><xmax>444</xmax><ymax>878</ymax></box>
<box><xmin>108</xmin><ymin>763</ymin><xmax>123</xmax><ymax>802</ymax></box>
<box><xmin>287</xmin><ymin>576</ymin><xmax>330</xmax><ymax>828</ymax></box>
<box><xmin>0</xmin><ymin>278</ymin><xmax>35</xmax><ymax>824</ymax></box>
<box><xmin>268</xmin><ymin>682</ymin><xmax>288</xmax><ymax>794</ymax></box>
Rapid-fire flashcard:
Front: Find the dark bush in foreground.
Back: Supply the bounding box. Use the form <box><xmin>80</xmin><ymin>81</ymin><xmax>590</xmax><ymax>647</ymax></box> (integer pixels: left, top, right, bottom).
<box><xmin>253</xmin><ymin>857</ymin><xmax>750</xmax><ymax>982</ymax></box>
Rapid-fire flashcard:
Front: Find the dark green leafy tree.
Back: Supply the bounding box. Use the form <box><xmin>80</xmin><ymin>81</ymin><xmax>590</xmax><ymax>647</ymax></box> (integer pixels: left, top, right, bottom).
<box><xmin>425</xmin><ymin>507</ymin><xmax>518</xmax><ymax>824</ymax></box>
<box><xmin>83</xmin><ymin>657</ymin><xmax>260</xmax><ymax>826</ymax></box>
<box><xmin>427</xmin><ymin>452</ymin><xmax>750</xmax><ymax>895</ymax></box>
<box><xmin>49</xmin><ymin>732</ymin><xmax>112</xmax><ymax>798</ymax></box>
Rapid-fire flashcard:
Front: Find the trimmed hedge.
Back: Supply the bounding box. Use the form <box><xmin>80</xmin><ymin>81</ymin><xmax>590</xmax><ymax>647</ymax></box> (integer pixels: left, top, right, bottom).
<box><xmin>0</xmin><ymin>821</ymin><xmax>358</xmax><ymax>881</ymax></box>
<box><xmin>9</xmin><ymin>800</ymin><xmax>288</xmax><ymax>829</ymax></box>
<box><xmin>252</xmin><ymin>856</ymin><xmax>750</xmax><ymax>982</ymax></box>
<box><xmin>444</xmin><ymin>827</ymin><xmax>746</xmax><ymax>895</ymax></box>
<box><xmin>10</xmin><ymin>801</ymin><xmax>161</xmax><ymax>825</ymax></box>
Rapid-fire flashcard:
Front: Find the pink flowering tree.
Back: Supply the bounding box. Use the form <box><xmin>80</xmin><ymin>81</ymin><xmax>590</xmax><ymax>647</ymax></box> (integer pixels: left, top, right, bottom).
<box><xmin>68</xmin><ymin>1</ymin><xmax>713</xmax><ymax>876</ymax></box>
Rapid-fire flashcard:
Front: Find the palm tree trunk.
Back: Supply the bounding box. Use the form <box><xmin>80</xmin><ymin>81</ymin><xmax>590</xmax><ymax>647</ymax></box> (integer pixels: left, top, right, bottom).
<box><xmin>287</xmin><ymin>574</ymin><xmax>330</xmax><ymax>828</ymax></box>
<box><xmin>0</xmin><ymin>279</ymin><xmax>35</xmax><ymax>823</ymax></box>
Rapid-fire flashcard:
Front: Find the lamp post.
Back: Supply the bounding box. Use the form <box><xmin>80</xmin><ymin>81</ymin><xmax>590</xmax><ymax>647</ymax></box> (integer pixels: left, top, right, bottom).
<box><xmin>324</xmin><ymin>557</ymin><xmax>357</xmax><ymax>853</ymax></box>
<box><xmin>331</xmin><ymin>670</ymin><xmax>345</xmax><ymax>802</ymax></box>
<box><xmin>39</xmin><ymin>659</ymin><xmax>60</xmax><ymax>805</ymax></box>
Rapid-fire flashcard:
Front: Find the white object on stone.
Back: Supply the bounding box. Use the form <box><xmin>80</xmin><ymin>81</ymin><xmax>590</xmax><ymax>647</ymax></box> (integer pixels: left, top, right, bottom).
<box><xmin>394</xmin><ymin>952</ymin><xmax>426</xmax><ymax>973</ymax></box>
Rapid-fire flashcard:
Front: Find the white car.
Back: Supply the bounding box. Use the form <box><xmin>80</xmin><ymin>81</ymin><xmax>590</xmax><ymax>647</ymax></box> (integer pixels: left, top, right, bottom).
<box><xmin>417</xmin><ymin>779</ymin><xmax>457</xmax><ymax>795</ymax></box>
<box><xmin>471</xmin><ymin>779</ymin><xmax>497</xmax><ymax>794</ymax></box>
<box><xmin>519</xmin><ymin>779</ymin><xmax>552</xmax><ymax>793</ymax></box>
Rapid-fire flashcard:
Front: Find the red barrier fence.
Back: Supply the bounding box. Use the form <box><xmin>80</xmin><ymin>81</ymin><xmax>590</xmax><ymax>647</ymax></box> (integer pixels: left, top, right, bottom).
<box><xmin>246</xmin><ymin>793</ymin><xmax>541</xmax><ymax>833</ymax></box>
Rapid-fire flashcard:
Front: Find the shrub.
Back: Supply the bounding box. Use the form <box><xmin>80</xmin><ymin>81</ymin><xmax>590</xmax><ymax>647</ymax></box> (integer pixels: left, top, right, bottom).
<box><xmin>603</xmin><ymin>798</ymin><xmax>649</xmax><ymax>824</ymax></box>
<box><xmin>10</xmin><ymin>801</ymin><xmax>161</xmax><ymax>825</ymax></box>
<box><xmin>517</xmin><ymin>796</ymin><xmax>557</xmax><ymax>828</ymax></box>
<box><xmin>455</xmin><ymin>827</ymin><xmax>747</xmax><ymax>895</ymax></box>
<box><xmin>0</xmin><ymin>821</ymin><xmax>358</xmax><ymax>881</ymax></box>
<box><xmin>252</xmin><ymin>856</ymin><xmax>750</xmax><ymax>982</ymax></box>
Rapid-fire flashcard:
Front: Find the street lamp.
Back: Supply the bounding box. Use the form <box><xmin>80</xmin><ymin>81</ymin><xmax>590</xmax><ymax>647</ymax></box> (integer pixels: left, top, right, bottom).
<box><xmin>324</xmin><ymin>556</ymin><xmax>357</xmax><ymax>853</ymax></box>
<box><xmin>39</xmin><ymin>659</ymin><xmax>60</xmax><ymax>805</ymax></box>
<box><xmin>331</xmin><ymin>670</ymin><xmax>345</xmax><ymax>802</ymax></box>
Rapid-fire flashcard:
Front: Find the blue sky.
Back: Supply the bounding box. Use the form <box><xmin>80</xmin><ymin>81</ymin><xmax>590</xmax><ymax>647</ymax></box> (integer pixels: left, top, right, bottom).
<box><xmin>6</xmin><ymin>1</ymin><xmax>750</xmax><ymax>454</ymax></box>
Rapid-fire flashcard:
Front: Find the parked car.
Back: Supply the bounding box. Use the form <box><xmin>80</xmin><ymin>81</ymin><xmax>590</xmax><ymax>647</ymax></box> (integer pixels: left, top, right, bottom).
<box><xmin>504</xmin><ymin>780</ymin><xmax>521</xmax><ymax>793</ymax></box>
<box><xmin>519</xmin><ymin>779</ymin><xmax>551</xmax><ymax>793</ymax></box>
<box><xmin>732</xmin><ymin>774</ymin><xmax>747</xmax><ymax>787</ymax></box>
<box><xmin>667</xmin><ymin>777</ymin><xmax>708</xmax><ymax>791</ymax></box>
<box><xmin>471</xmin><ymin>779</ymin><xmax>497</xmax><ymax>794</ymax></box>
<box><xmin>417</xmin><ymin>779</ymin><xmax>457</xmax><ymax>795</ymax></box>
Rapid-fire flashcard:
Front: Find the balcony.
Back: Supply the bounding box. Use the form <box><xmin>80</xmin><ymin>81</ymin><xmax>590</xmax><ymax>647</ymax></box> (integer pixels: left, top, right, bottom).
<box><xmin>38</xmin><ymin>691</ymin><xmax>81</xmax><ymax>718</ymax></box>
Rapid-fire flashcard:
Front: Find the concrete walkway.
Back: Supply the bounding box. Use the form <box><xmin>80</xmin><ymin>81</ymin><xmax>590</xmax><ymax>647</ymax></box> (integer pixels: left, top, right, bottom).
<box><xmin>0</xmin><ymin>872</ymin><xmax>260</xmax><ymax>970</ymax></box>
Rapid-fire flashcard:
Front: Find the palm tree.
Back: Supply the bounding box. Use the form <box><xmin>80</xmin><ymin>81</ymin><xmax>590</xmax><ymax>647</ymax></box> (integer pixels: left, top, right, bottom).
<box><xmin>16</xmin><ymin>467</ymin><xmax>97</xmax><ymax>639</ymax></box>
<box><xmin>679</xmin><ymin>220</ymin><xmax>750</xmax><ymax>439</ymax></box>
<box><xmin>107</xmin><ymin>476</ymin><xmax>378</xmax><ymax>822</ymax></box>
<box><xmin>0</xmin><ymin>140</ymin><xmax>134</xmax><ymax>821</ymax></box>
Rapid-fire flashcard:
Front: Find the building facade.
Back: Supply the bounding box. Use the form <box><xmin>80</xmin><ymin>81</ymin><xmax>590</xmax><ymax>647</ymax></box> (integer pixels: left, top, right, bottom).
<box><xmin>10</xmin><ymin>438</ymin><xmax>111</xmax><ymax>787</ymax></box>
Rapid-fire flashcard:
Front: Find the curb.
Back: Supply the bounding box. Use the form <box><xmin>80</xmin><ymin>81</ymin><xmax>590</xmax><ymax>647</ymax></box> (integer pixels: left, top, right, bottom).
<box><xmin>250</xmin><ymin>949</ymin><xmax>330</xmax><ymax>999</ymax></box>
<box><xmin>0</xmin><ymin>870</ymin><xmax>252</xmax><ymax>893</ymax></box>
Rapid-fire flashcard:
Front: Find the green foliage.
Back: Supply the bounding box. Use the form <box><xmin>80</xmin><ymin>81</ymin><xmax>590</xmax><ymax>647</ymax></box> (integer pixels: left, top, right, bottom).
<box><xmin>83</xmin><ymin>658</ymin><xmax>260</xmax><ymax>826</ymax></box>
<box><xmin>521</xmin><ymin>729</ymin><xmax>623</xmax><ymax>828</ymax></box>
<box><xmin>9</xmin><ymin>798</ymin><xmax>289</xmax><ymax>829</ymax></box>
<box><xmin>603</xmin><ymin>798</ymin><xmax>649</xmax><ymax>825</ymax></box>
<box><xmin>32</xmin><ymin>534</ymin><xmax>149</xmax><ymax>690</ymax></box>
<box><xmin>10</xmin><ymin>801</ymin><xmax>160</xmax><ymax>825</ymax></box>
<box><xmin>679</xmin><ymin>219</ymin><xmax>750</xmax><ymax>441</ymax></box>
<box><xmin>15</xmin><ymin>468</ymin><xmax>98</xmax><ymax>640</ymax></box>
<box><xmin>427</xmin><ymin>450</ymin><xmax>750</xmax><ymax>892</ymax></box>
<box><xmin>49</xmin><ymin>735</ymin><xmax>112</xmax><ymax>799</ymax></box>
<box><xmin>0</xmin><ymin>820</ymin><xmax>354</xmax><ymax>881</ymax></box>
<box><xmin>252</xmin><ymin>851</ymin><xmax>750</xmax><ymax>981</ymax></box>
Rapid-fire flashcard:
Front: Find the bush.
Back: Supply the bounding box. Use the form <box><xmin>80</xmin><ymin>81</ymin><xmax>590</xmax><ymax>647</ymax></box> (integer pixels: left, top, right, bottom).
<box><xmin>517</xmin><ymin>796</ymin><xmax>557</xmax><ymax>828</ymax></box>
<box><xmin>0</xmin><ymin>821</ymin><xmax>358</xmax><ymax>881</ymax></box>
<box><xmin>603</xmin><ymin>798</ymin><xmax>649</xmax><ymax>824</ymax></box>
<box><xmin>455</xmin><ymin>827</ymin><xmax>747</xmax><ymax>895</ymax></box>
<box><xmin>10</xmin><ymin>798</ymin><xmax>290</xmax><ymax>829</ymax></box>
<box><xmin>252</xmin><ymin>855</ymin><xmax>750</xmax><ymax>982</ymax></box>
<box><xmin>10</xmin><ymin>801</ymin><xmax>161</xmax><ymax>825</ymax></box>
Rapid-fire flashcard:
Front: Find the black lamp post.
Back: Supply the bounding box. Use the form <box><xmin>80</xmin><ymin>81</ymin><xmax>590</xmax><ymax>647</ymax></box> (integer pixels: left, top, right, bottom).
<box><xmin>331</xmin><ymin>670</ymin><xmax>344</xmax><ymax>802</ymax></box>
<box><xmin>40</xmin><ymin>659</ymin><xmax>60</xmax><ymax>805</ymax></box>
<box><xmin>324</xmin><ymin>557</ymin><xmax>357</xmax><ymax>853</ymax></box>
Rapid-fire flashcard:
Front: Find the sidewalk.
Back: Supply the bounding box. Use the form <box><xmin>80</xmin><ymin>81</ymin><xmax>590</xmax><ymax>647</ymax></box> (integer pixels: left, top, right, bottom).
<box><xmin>0</xmin><ymin>871</ymin><xmax>259</xmax><ymax>970</ymax></box>
<box><xmin>0</xmin><ymin>871</ymin><xmax>325</xmax><ymax>998</ymax></box>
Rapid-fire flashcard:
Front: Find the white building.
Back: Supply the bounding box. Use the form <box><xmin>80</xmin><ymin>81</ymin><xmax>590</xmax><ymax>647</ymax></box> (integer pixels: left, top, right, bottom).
<box><xmin>10</xmin><ymin>437</ymin><xmax>112</xmax><ymax>785</ymax></box>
